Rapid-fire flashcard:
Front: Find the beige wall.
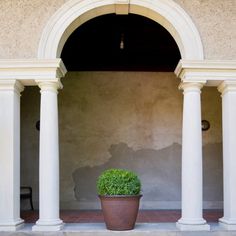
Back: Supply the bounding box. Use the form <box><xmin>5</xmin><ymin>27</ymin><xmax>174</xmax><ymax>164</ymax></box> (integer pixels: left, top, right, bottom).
<box><xmin>20</xmin><ymin>72</ymin><xmax>223</xmax><ymax>210</ymax></box>
<box><xmin>0</xmin><ymin>0</ymin><xmax>235</xmax><ymax>59</ymax></box>
<box><xmin>175</xmin><ymin>0</ymin><xmax>236</xmax><ymax>60</ymax></box>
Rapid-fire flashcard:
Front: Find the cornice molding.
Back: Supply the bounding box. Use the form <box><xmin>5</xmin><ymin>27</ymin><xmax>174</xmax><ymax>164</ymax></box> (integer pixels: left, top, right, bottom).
<box><xmin>175</xmin><ymin>60</ymin><xmax>236</xmax><ymax>86</ymax></box>
<box><xmin>0</xmin><ymin>59</ymin><xmax>67</xmax><ymax>86</ymax></box>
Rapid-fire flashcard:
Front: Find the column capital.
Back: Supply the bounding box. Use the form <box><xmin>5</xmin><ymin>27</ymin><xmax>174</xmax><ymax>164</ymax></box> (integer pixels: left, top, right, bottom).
<box><xmin>37</xmin><ymin>81</ymin><xmax>63</xmax><ymax>93</ymax></box>
<box><xmin>0</xmin><ymin>80</ymin><xmax>24</xmax><ymax>95</ymax></box>
<box><xmin>218</xmin><ymin>81</ymin><xmax>236</xmax><ymax>95</ymax></box>
<box><xmin>178</xmin><ymin>81</ymin><xmax>206</xmax><ymax>92</ymax></box>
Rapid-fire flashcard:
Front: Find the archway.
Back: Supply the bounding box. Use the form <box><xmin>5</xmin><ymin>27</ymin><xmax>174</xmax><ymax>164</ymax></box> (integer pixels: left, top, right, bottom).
<box><xmin>37</xmin><ymin>0</ymin><xmax>204</xmax><ymax>60</ymax></box>
<box><xmin>61</xmin><ymin>13</ymin><xmax>181</xmax><ymax>71</ymax></box>
<box><xmin>58</xmin><ymin>12</ymin><xmax>182</xmax><ymax>211</ymax></box>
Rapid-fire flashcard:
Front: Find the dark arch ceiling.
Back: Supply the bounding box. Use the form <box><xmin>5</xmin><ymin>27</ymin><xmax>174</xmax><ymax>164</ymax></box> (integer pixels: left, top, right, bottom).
<box><xmin>61</xmin><ymin>13</ymin><xmax>181</xmax><ymax>72</ymax></box>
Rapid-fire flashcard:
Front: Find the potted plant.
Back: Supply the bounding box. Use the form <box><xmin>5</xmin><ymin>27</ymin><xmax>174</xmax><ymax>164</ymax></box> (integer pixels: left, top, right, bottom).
<box><xmin>97</xmin><ymin>168</ymin><xmax>142</xmax><ymax>231</ymax></box>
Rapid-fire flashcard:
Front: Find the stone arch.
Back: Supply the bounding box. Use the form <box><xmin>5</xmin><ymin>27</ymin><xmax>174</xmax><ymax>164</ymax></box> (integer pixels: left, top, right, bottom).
<box><xmin>38</xmin><ymin>0</ymin><xmax>204</xmax><ymax>60</ymax></box>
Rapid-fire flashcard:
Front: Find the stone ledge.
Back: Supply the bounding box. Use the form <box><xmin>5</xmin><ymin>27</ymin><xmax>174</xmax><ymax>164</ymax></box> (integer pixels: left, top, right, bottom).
<box><xmin>1</xmin><ymin>223</ymin><xmax>236</xmax><ymax>235</ymax></box>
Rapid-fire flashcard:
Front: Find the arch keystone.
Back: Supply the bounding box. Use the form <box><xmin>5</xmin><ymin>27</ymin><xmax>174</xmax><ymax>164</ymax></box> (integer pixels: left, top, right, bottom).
<box><xmin>115</xmin><ymin>0</ymin><xmax>130</xmax><ymax>14</ymax></box>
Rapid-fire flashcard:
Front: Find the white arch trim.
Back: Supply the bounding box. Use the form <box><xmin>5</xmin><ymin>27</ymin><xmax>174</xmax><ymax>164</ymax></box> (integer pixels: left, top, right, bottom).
<box><xmin>38</xmin><ymin>0</ymin><xmax>204</xmax><ymax>60</ymax></box>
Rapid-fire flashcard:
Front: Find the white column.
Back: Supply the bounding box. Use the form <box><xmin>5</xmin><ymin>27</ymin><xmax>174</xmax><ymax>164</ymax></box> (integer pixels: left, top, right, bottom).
<box><xmin>32</xmin><ymin>81</ymin><xmax>63</xmax><ymax>231</ymax></box>
<box><xmin>0</xmin><ymin>80</ymin><xmax>24</xmax><ymax>231</ymax></box>
<box><xmin>176</xmin><ymin>82</ymin><xmax>210</xmax><ymax>231</ymax></box>
<box><xmin>218</xmin><ymin>81</ymin><xmax>236</xmax><ymax>230</ymax></box>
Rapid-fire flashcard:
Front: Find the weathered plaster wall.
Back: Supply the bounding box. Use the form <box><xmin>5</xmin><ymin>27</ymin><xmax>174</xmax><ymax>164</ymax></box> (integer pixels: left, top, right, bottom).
<box><xmin>0</xmin><ymin>0</ymin><xmax>235</xmax><ymax>59</ymax></box>
<box><xmin>20</xmin><ymin>72</ymin><xmax>222</xmax><ymax>210</ymax></box>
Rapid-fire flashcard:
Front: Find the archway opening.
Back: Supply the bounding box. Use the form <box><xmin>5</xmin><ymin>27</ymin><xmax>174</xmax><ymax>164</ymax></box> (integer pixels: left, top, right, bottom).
<box><xmin>59</xmin><ymin>13</ymin><xmax>183</xmax><ymax>213</ymax></box>
<box><xmin>61</xmin><ymin>14</ymin><xmax>181</xmax><ymax>71</ymax></box>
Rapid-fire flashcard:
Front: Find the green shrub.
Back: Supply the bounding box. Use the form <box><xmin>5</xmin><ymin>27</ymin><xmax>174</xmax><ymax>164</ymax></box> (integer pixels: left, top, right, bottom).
<box><xmin>97</xmin><ymin>169</ymin><xmax>141</xmax><ymax>195</ymax></box>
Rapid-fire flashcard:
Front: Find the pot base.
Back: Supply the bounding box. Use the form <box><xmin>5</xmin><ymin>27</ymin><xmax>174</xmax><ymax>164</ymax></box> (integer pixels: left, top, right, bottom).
<box><xmin>99</xmin><ymin>195</ymin><xmax>142</xmax><ymax>231</ymax></box>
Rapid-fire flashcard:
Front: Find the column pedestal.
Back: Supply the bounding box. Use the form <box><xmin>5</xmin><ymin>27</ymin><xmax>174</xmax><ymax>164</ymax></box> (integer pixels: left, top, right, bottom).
<box><xmin>32</xmin><ymin>81</ymin><xmax>63</xmax><ymax>231</ymax></box>
<box><xmin>0</xmin><ymin>80</ymin><xmax>24</xmax><ymax>231</ymax></box>
<box><xmin>176</xmin><ymin>222</ymin><xmax>210</xmax><ymax>231</ymax></box>
<box><xmin>218</xmin><ymin>81</ymin><xmax>236</xmax><ymax>231</ymax></box>
<box><xmin>177</xmin><ymin>82</ymin><xmax>210</xmax><ymax>231</ymax></box>
<box><xmin>33</xmin><ymin>220</ymin><xmax>63</xmax><ymax>231</ymax></box>
<box><xmin>219</xmin><ymin>220</ymin><xmax>236</xmax><ymax>230</ymax></box>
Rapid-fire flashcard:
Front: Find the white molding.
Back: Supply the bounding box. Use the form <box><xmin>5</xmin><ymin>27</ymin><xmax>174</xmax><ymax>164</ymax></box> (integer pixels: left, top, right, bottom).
<box><xmin>175</xmin><ymin>60</ymin><xmax>236</xmax><ymax>86</ymax></box>
<box><xmin>0</xmin><ymin>59</ymin><xmax>236</xmax><ymax>87</ymax></box>
<box><xmin>0</xmin><ymin>59</ymin><xmax>67</xmax><ymax>86</ymax></box>
<box><xmin>218</xmin><ymin>81</ymin><xmax>236</xmax><ymax>95</ymax></box>
<box><xmin>0</xmin><ymin>80</ymin><xmax>24</xmax><ymax>94</ymax></box>
<box><xmin>0</xmin><ymin>220</ymin><xmax>24</xmax><ymax>232</ymax></box>
<box><xmin>129</xmin><ymin>0</ymin><xmax>203</xmax><ymax>59</ymax></box>
<box><xmin>176</xmin><ymin>222</ymin><xmax>210</xmax><ymax>231</ymax></box>
<box><xmin>115</xmin><ymin>0</ymin><xmax>129</xmax><ymax>14</ymax></box>
<box><xmin>37</xmin><ymin>0</ymin><xmax>203</xmax><ymax>60</ymax></box>
<box><xmin>219</xmin><ymin>222</ymin><xmax>236</xmax><ymax>231</ymax></box>
<box><xmin>179</xmin><ymin>81</ymin><xmax>206</xmax><ymax>92</ymax></box>
<box><xmin>115</xmin><ymin>0</ymin><xmax>129</xmax><ymax>3</ymax></box>
<box><xmin>37</xmin><ymin>81</ymin><xmax>63</xmax><ymax>91</ymax></box>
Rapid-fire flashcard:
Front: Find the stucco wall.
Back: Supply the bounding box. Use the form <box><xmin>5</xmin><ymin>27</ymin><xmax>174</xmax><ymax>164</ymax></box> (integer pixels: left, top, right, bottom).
<box><xmin>20</xmin><ymin>72</ymin><xmax>222</xmax><ymax>210</ymax></box>
<box><xmin>0</xmin><ymin>0</ymin><xmax>235</xmax><ymax>59</ymax></box>
<box><xmin>174</xmin><ymin>0</ymin><xmax>236</xmax><ymax>60</ymax></box>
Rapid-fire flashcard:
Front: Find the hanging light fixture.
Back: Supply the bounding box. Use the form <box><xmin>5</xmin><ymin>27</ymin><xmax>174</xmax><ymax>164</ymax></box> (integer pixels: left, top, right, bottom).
<box><xmin>120</xmin><ymin>33</ymin><xmax>124</xmax><ymax>50</ymax></box>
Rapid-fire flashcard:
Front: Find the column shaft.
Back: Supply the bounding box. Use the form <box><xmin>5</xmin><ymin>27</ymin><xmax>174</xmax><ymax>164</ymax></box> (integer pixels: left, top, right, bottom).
<box><xmin>218</xmin><ymin>81</ymin><xmax>236</xmax><ymax>230</ymax></box>
<box><xmin>0</xmin><ymin>80</ymin><xmax>24</xmax><ymax>231</ymax></box>
<box><xmin>177</xmin><ymin>82</ymin><xmax>209</xmax><ymax>231</ymax></box>
<box><xmin>33</xmin><ymin>82</ymin><xmax>63</xmax><ymax>231</ymax></box>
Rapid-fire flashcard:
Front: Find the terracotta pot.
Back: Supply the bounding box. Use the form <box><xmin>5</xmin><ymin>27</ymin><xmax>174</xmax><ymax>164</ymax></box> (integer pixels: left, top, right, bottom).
<box><xmin>99</xmin><ymin>195</ymin><xmax>142</xmax><ymax>231</ymax></box>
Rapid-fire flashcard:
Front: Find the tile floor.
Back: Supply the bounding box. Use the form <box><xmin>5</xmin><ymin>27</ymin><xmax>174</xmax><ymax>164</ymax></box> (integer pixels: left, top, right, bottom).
<box><xmin>21</xmin><ymin>210</ymin><xmax>223</xmax><ymax>223</ymax></box>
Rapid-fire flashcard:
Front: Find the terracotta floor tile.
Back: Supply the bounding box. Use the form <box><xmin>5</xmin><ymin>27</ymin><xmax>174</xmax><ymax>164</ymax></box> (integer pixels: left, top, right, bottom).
<box><xmin>20</xmin><ymin>210</ymin><xmax>223</xmax><ymax>223</ymax></box>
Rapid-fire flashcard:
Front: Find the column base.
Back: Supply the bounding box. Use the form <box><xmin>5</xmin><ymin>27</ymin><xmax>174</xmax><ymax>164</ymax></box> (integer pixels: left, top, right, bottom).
<box><xmin>0</xmin><ymin>218</ymin><xmax>24</xmax><ymax>231</ymax></box>
<box><xmin>32</xmin><ymin>219</ymin><xmax>64</xmax><ymax>231</ymax></box>
<box><xmin>176</xmin><ymin>218</ymin><xmax>210</xmax><ymax>231</ymax></box>
<box><xmin>219</xmin><ymin>217</ymin><xmax>236</xmax><ymax>230</ymax></box>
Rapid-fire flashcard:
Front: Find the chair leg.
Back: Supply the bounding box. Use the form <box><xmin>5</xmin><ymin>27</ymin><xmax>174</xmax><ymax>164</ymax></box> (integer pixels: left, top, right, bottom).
<box><xmin>30</xmin><ymin>195</ymin><xmax>34</xmax><ymax>211</ymax></box>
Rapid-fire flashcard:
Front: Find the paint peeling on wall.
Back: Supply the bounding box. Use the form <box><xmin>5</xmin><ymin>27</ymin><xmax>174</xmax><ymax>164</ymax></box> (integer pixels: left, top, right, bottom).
<box><xmin>72</xmin><ymin>142</ymin><xmax>222</xmax><ymax>209</ymax></box>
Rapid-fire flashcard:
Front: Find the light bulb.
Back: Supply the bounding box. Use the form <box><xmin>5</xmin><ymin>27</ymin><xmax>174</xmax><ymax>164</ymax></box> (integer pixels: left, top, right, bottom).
<box><xmin>120</xmin><ymin>40</ymin><xmax>124</xmax><ymax>49</ymax></box>
<box><xmin>120</xmin><ymin>33</ymin><xmax>124</xmax><ymax>50</ymax></box>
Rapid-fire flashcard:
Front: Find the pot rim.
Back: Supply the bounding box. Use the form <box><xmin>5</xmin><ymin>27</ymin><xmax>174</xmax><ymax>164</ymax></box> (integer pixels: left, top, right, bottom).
<box><xmin>98</xmin><ymin>194</ymin><xmax>142</xmax><ymax>198</ymax></box>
